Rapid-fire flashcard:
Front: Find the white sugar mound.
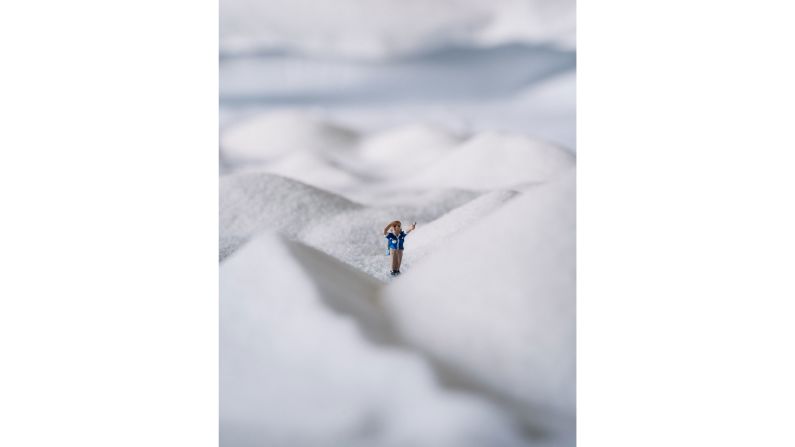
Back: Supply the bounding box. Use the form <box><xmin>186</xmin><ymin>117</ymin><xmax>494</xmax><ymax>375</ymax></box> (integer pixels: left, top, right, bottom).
<box><xmin>219</xmin><ymin>171</ymin><xmax>361</xmax><ymax>259</ymax></box>
<box><xmin>221</xmin><ymin>113</ymin><xmax>573</xmax><ymax>196</ymax></box>
<box><xmin>263</xmin><ymin>151</ymin><xmax>365</xmax><ymax>193</ymax></box>
<box><xmin>408</xmin><ymin>189</ymin><xmax>520</xmax><ymax>259</ymax></box>
<box><xmin>380</xmin><ymin>170</ymin><xmax>575</xmax><ymax>436</ymax></box>
<box><xmin>221</xmin><ymin>232</ymin><xmax>530</xmax><ymax>447</ymax></box>
<box><xmin>221</xmin><ymin>111</ymin><xmax>360</xmax><ymax>164</ymax></box>
<box><xmin>353</xmin><ymin>124</ymin><xmax>463</xmax><ymax>179</ymax></box>
<box><xmin>219</xmin><ymin>170</ymin><xmax>486</xmax><ymax>274</ymax></box>
<box><xmin>403</xmin><ymin>132</ymin><xmax>574</xmax><ymax>190</ymax></box>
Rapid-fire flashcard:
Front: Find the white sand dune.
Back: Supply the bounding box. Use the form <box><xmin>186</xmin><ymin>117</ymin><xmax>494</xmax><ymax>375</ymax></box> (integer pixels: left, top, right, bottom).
<box><xmin>221</xmin><ymin>112</ymin><xmax>574</xmax><ymax>196</ymax></box>
<box><xmin>221</xmin><ymin>111</ymin><xmax>360</xmax><ymax>164</ymax></box>
<box><xmin>221</xmin><ymin>233</ymin><xmax>531</xmax><ymax>447</ymax></box>
<box><xmin>219</xmin><ymin>114</ymin><xmax>576</xmax><ymax>446</ymax></box>
<box><xmin>407</xmin><ymin>189</ymin><xmax>521</xmax><ymax>259</ymax></box>
<box><xmin>221</xmin><ymin>169</ymin><xmax>483</xmax><ymax>275</ymax></box>
<box><xmin>262</xmin><ymin>150</ymin><xmax>367</xmax><ymax>192</ymax></box>
<box><xmin>381</xmin><ymin>171</ymin><xmax>575</xmax><ymax>435</ymax></box>
<box><xmin>400</xmin><ymin>132</ymin><xmax>574</xmax><ymax>190</ymax></box>
<box><xmin>219</xmin><ymin>172</ymin><xmax>361</xmax><ymax>259</ymax></box>
<box><xmin>352</xmin><ymin>124</ymin><xmax>464</xmax><ymax>179</ymax></box>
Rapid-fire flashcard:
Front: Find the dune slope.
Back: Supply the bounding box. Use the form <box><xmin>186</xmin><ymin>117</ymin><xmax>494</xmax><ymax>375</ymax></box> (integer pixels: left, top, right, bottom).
<box><xmin>221</xmin><ymin>232</ymin><xmax>531</xmax><ymax>447</ymax></box>
<box><xmin>380</xmin><ymin>170</ymin><xmax>575</xmax><ymax>436</ymax></box>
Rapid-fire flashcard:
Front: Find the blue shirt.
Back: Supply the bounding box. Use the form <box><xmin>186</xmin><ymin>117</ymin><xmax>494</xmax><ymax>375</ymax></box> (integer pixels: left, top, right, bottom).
<box><xmin>386</xmin><ymin>231</ymin><xmax>407</xmax><ymax>250</ymax></box>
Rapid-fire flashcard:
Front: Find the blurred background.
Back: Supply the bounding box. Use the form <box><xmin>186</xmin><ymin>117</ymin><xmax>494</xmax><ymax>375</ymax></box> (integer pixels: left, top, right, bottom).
<box><xmin>220</xmin><ymin>0</ymin><xmax>576</xmax><ymax>166</ymax></box>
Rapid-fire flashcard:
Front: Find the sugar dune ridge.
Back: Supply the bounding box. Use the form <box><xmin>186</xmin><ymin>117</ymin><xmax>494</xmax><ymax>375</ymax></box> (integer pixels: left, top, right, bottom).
<box><xmin>219</xmin><ymin>171</ymin><xmax>361</xmax><ymax>260</ymax></box>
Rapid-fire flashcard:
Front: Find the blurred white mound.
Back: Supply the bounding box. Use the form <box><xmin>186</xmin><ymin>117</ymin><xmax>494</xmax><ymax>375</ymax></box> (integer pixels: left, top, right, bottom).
<box><xmin>355</xmin><ymin>124</ymin><xmax>463</xmax><ymax>177</ymax></box>
<box><xmin>219</xmin><ymin>171</ymin><xmax>361</xmax><ymax>259</ymax></box>
<box><xmin>222</xmin><ymin>112</ymin><xmax>574</xmax><ymax>195</ymax></box>
<box><xmin>380</xmin><ymin>170</ymin><xmax>575</xmax><ymax>436</ymax></box>
<box><xmin>403</xmin><ymin>132</ymin><xmax>574</xmax><ymax>190</ymax></box>
<box><xmin>221</xmin><ymin>0</ymin><xmax>575</xmax><ymax>58</ymax></box>
<box><xmin>263</xmin><ymin>151</ymin><xmax>365</xmax><ymax>193</ymax></box>
<box><xmin>221</xmin><ymin>111</ymin><xmax>359</xmax><ymax>164</ymax></box>
<box><xmin>474</xmin><ymin>0</ymin><xmax>575</xmax><ymax>50</ymax></box>
<box><xmin>221</xmin><ymin>232</ymin><xmax>530</xmax><ymax>447</ymax></box>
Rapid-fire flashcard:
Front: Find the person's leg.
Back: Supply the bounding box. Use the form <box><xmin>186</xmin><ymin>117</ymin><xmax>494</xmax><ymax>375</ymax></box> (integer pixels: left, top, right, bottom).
<box><xmin>391</xmin><ymin>249</ymin><xmax>399</xmax><ymax>272</ymax></box>
<box><xmin>396</xmin><ymin>249</ymin><xmax>403</xmax><ymax>271</ymax></box>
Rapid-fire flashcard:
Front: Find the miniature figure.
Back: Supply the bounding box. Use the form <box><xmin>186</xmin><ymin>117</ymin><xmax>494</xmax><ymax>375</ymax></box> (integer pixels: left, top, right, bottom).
<box><xmin>383</xmin><ymin>220</ymin><xmax>416</xmax><ymax>276</ymax></box>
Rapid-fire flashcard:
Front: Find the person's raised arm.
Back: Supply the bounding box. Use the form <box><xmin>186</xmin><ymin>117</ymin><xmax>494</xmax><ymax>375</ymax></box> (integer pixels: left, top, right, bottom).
<box><xmin>406</xmin><ymin>222</ymin><xmax>417</xmax><ymax>234</ymax></box>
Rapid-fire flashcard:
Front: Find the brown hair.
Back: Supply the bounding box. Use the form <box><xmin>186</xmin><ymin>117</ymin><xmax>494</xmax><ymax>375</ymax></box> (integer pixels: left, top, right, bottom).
<box><xmin>383</xmin><ymin>220</ymin><xmax>401</xmax><ymax>235</ymax></box>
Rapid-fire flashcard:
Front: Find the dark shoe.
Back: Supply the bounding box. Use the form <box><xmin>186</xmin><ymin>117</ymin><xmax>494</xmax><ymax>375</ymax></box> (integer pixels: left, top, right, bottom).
<box><xmin>390</xmin><ymin>270</ymin><xmax>397</xmax><ymax>276</ymax></box>
<box><xmin>395</xmin><ymin>270</ymin><xmax>401</xmax><ymax>275</ymax></box>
